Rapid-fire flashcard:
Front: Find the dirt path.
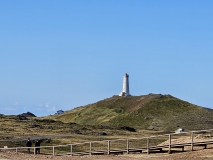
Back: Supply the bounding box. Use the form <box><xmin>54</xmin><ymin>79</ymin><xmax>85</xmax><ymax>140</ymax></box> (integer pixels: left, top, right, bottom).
<box><xmin>1</xmin><ymin>148</ymin><xmax>213</xmax><ymax>160</ymax></box>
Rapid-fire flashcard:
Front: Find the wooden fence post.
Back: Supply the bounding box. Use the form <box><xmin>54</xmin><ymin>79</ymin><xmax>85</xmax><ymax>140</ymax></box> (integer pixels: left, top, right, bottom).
<box><xmin>53</xmin><ymin>146</ymin><xmax>55</xmax><ymax>156</ymax></box>
<box><xmin>127</xmin><ymin>139</ymin><xmax>129</xmax><ymax>154</ymax></box>
<box><xmin>70</xmin><ymin>144</ymin><xmax>72</xmax><ymax>155</ymax></box>
<box><xmin>90</xmin><ymin>142</ymin><xmax>92</xmax><ymax>155</ymax></box>
<box><xmin>107</xmin><ymin>141</ymin><xmax>110</xmax><ymax>155</ymax></box>
<box><xmin>34</xmin><ymin>147</ymin><xmax>36</xmax><ymax>155</ymax></box>
<box><xmin>191</xmin><ymin>132</ymin><xmax>194</xmax><ymax>151</ymax></box>
<box><xmin>168</xmin><ymin>134</ymin><xmax>171</xmax><ymax>154</ymax></box>
<box><xmin>147</xmin><ymin>138</ymin><xmax>149</xmax><ymax>154</ymax></box>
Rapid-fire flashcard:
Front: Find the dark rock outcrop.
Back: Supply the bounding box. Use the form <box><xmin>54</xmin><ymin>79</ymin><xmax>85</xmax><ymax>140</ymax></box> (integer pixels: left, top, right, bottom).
<box><xmin>17</xmin><ymin>112</ymin><xmax>36</xmax><ymax>120</ymax></box>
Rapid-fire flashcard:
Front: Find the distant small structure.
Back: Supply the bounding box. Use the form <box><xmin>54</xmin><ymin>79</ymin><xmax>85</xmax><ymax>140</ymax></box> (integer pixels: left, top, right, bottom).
<box><xmin>55</xmin><ymin>110</ymin><xmax>64</xmax><ymax>115</ymax></box>
<box><xmin>175</xmin><ymin>128</ymin><xmax>184</xmax><ymax>133</ymax></box>
<box><xmin>119</xmin><ymin>73</ymin><xmax>131</xmax><ymax>96</ymax></box>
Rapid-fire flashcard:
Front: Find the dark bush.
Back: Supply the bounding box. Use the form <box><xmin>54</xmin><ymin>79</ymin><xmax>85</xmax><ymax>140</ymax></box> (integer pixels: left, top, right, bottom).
<box><xmin>118</xmin><ymin>126</ymin><xmax>136</xmax><ymax>132</ymax></box>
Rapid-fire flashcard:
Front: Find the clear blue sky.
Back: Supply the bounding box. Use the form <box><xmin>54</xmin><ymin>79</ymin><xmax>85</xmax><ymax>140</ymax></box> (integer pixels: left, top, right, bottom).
<box><xmin>1</xmin><ymin>0</ymin><xmax>213</xmax><ymax>116</ymax></box>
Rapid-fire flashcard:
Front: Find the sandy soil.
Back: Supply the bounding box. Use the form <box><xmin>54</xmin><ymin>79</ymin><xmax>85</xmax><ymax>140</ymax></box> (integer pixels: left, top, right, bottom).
<box><xmin>1</xmin><ymin>148</ymin><xmax>213</xmax><ymax>160</ymax></box>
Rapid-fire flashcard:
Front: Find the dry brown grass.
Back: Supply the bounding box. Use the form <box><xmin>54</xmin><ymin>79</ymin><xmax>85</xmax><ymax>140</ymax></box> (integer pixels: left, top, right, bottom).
<box><xmin>1</xmin><ymin>115</ymin><xmax>164</xmax><ymax>148</ymax></box>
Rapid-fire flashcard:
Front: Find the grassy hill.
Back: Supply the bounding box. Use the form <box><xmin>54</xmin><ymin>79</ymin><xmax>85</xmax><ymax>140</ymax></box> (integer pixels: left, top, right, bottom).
<box><xmin>53</xmin><ymin>94</ymin><xmax>213</xmax><ymax>131</ymax></box>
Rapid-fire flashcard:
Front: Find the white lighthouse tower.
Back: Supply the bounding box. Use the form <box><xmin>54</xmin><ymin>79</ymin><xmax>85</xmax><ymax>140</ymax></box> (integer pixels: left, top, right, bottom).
<box><xmin>119</xmin><ymin>73</ymin><xmax>131</xmax><ymax>96</ymax></box>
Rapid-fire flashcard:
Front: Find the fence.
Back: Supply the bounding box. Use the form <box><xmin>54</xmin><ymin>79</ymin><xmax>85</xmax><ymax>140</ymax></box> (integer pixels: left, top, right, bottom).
<box><xmin>1</xmin><ymin>129</ymin><xmax>213</xmax><ymax>156</ymax></box>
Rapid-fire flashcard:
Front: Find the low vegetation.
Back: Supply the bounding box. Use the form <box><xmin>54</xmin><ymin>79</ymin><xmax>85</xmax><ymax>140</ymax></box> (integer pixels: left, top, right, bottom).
<box><xmin>53</xmin><ymin>94</ymin><xmax>213</xmax><ymax>131</ymax></box>
<box><xmin>1</xmin><ymin>94</ymin><xmax>213</xmax><ymax>149</ymax></box>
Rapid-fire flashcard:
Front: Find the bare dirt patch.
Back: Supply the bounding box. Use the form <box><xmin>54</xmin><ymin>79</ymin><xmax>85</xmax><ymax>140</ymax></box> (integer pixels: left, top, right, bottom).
<box><xmin>1</xmin><ymin>149</ymin><xmax>213</xmax><ymax>160</ymax></box>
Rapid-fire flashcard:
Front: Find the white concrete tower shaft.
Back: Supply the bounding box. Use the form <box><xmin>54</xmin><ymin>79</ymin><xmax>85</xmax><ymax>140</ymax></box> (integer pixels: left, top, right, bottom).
<box><xmin>119</xmin><ymin>73</ymin><xmax>131</xmax><ymax>96</ymax></box>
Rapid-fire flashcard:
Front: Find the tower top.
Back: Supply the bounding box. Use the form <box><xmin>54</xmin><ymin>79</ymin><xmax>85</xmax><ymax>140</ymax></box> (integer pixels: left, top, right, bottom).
<box><xmin>125</xmin><ymin>73</ymin><xmax>129</xmax><ymax>77</ymax></box>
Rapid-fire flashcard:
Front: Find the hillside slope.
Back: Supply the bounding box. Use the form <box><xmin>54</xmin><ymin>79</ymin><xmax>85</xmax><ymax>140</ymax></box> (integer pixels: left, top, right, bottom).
<box><xmin>53</xmin><ymin>94</ymin><xmax>213</xmax><ymax>131</ymax></box>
